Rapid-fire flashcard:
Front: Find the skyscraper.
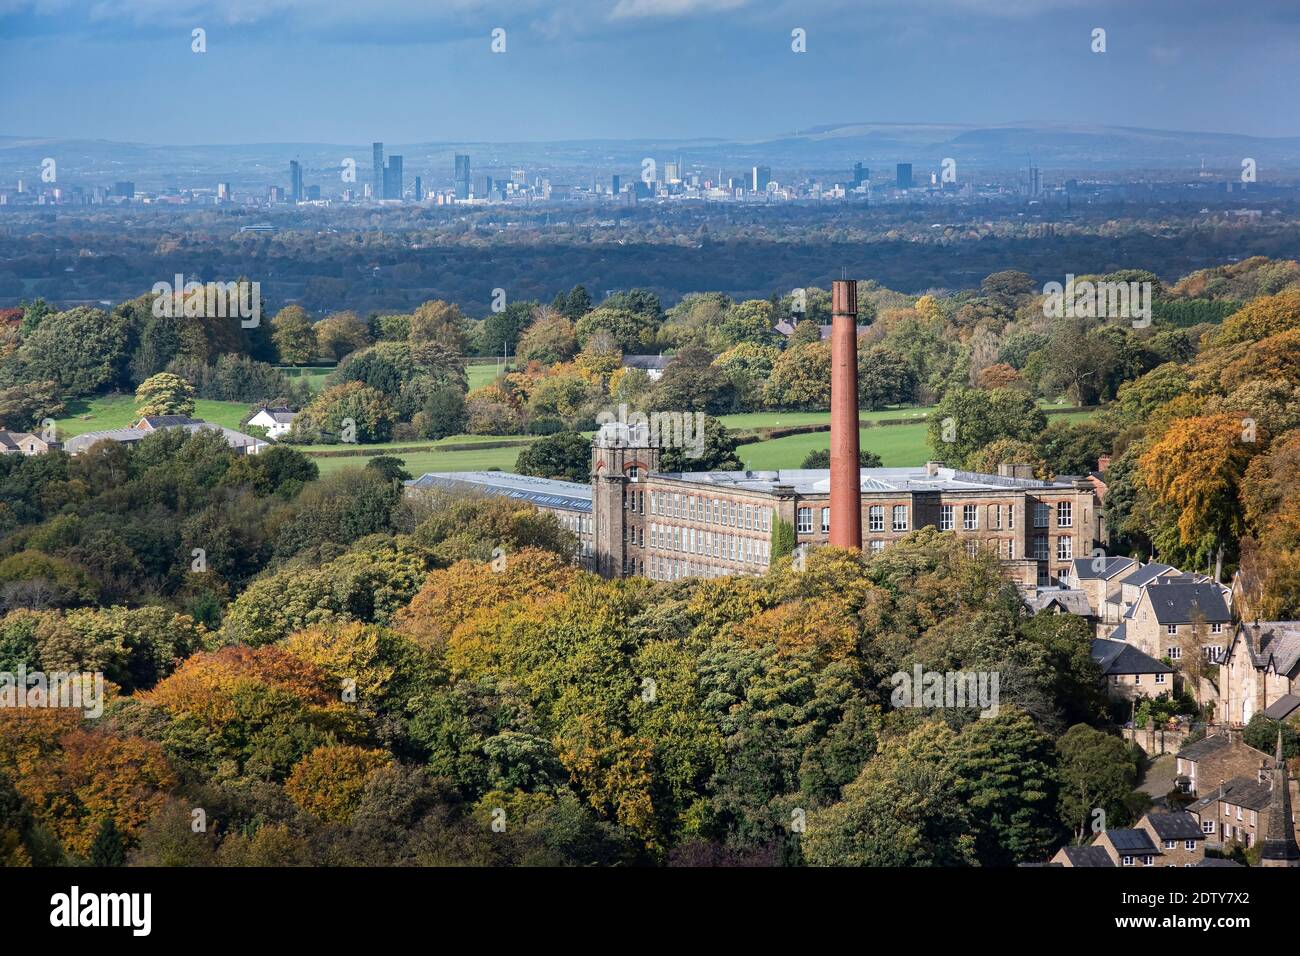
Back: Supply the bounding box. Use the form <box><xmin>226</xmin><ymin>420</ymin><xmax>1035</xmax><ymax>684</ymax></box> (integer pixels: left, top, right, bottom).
<box><xmin>611</xmin><ymin>174</ymin><xmax>621</xmax><ymax>196</ymax></box>
<box><xmin>454</xmin><ymin>154</ymin><xmax>471</xmax><ymax>200</ymax></box>
<box><xmin>752</xmin><ymin>165</ymin><xmax>771</xmax><ymax>192</ymax></box>
<box><xmin>852</xmin><ymin>162</ymin><xmax>868</xmax><ymax>188</ymax></box>
<box><xmin>372</xmin><ymin>143</ymin><xmax>384</xmax><ymax>200</ymax></box>
<box><xmin>289</xmin><ymin>160</ymin><xmax>303</xmax><ymax>203</ymax></box>
<box><xmin>895</xmin><ymin>163</ymin><xmax>913</xmax><ymax>190</ymax></box>
<box><xmin>384</xmin><ymin>155</ymin><xmax>404</xmax><ymax>200</ymax></box>
<box><xmin>414</xmin><ymin>176</ymin><xmax>423</xmax><ymax>201</ymax></box>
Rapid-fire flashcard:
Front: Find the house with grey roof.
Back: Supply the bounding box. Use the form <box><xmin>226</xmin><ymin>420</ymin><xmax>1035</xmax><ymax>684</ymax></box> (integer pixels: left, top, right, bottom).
<box><xmin>247</xmin><ymin>406</ymin><xmax>299</xmax><ymax>439</ymax></box>
<box><xmin>1063</xmin><ymin>555</ymin><xmax>1136</xmax><ymax>628</ymax></box>
<box><xmin>1027</xmin><ymin>586</ymin><xmax>1095</xmax><ymax>621</ymax></box>
<box><xmin>1219</xmin><ymin>620</ymin><xmax>1300</xmax><ymax>727</ymax></box>
<box><xmin>1124</xmin><ymin>581</ymin><xmax>1232</xmax><ymax>675</ymax></box>
<box><xmin>620</xmin><ymin>354</ymin><xmax>673</xmax><ymax>381</ymax></box>
<box><xmin>0</xmin><ymin>430</ymin><xmax>61</xmax><ymax>455</ymax></box>
<box><xmin>1049</xmin><ymin>844</ymin><xmax>1114</xmax><ymax>867</ymax></box>
<box><xmin>1091</xmin><ymin>637</ymin><xmax>1174</xmax><ymax>701</ymax></box>
<box><xmin>1175</xmin><ymin>733</ymin><xmax>1270</xmax><ymax>797</ymax></box>
<box><xmin>64</xmin><ymin>417</ymin><xmax>268</xmax><ymax>457</ymax></box>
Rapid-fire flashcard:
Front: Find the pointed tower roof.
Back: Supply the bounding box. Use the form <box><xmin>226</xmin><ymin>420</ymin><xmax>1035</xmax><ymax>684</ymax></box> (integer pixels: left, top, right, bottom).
<box><xmin>1260</xmin><ymin>728</ymin><xmax>1300</xmax><ymax>866</ymax></box>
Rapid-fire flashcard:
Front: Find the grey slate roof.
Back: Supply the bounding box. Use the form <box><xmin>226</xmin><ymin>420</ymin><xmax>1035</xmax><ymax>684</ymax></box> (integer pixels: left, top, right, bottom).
<box><xmin>406</xmin><ymin>471</ymin><xmax>592</xmax><ymax>513</ymax></box>
<box><xmin>1239</xmin><ymin>621</ymin><xmax>1300</xmax><ymax>677</ymax></box>
<box><xmin>621</xmin><ymin>354</ymin><xmax>672</xmax><ymax>371</ymax></box>
<box><xmin>1145</xmin><ymin>582</ymin><xmax>1231</xmax><ymax>625</ymax></box>
<box><xmin>1059</xmin><ymin>845</ymin><xmax>1115</xmax><ymax>867</ymax></box>
<box><xmin>1091</xmin><ymin>638</ymin><xmax>1174</xmax><ymax>676</ymax></box>
<box><xmin>1194</xmin><ymin>858</ymin><xmax>1243</xmax><ymax>867</ymax></box>
<box><xmin>1121</xmin><ymin>562</ymin><xmax>1175</xmax><ymax>587</ymax></box>
<box><xmin>1177</xmin><ymin>735</ymin><xmax>1230</xmax><ymax>762</ymax></box>
<box><xmin>1143</xmin><ymin>811</ymin><xmax>1203</xmax><ymax>841</ymax></box>
<box><xmin>1029</xmin><ymin>588</ymin><xmax>1094</xmax><ymax>617</ymax></box>
<box><xmin>1070</xmin><ymin>556</ymin><xmax>1137</xmax><ymax>581</ymax></box>
<box><xmin>63</xmin><ymin>428</ymin><xmax>150</xmax><ymax>453</ymax></box>
<box><xmin>1212</xmin><ymin>775</ymin><xmax>1274</xmax><ymax>812</ymax></box>
<box><xmin>1264</xmin><ymin>694</ymin><xmax>1300</xmax><ymax>721</ymax></box>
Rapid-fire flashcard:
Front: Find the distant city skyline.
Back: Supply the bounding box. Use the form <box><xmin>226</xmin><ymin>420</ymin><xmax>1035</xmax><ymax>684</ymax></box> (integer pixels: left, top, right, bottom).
<box><xmin>1</xmin><ymin>0</ymin><xmax>1298</xmax><ymax>144</ymax></box>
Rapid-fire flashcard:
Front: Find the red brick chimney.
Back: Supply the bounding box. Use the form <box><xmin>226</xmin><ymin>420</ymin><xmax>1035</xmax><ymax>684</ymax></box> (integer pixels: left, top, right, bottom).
<box><xmin>829</xmin><ymin>278</ymin><xmax>862</xmax><ymax>550</ymax></box>
<box><xmin>1097</xmin><ymin>454</ymin><xmax>1112</xmax><ymax>474</ymax></box>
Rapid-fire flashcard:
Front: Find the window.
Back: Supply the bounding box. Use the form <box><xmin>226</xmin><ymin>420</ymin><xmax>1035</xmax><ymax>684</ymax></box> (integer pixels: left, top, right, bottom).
<box><xmin>1167</xmin><ymin>624</ymin><xmax>1178</xmax><ymax>636</ymax></box>
<box><xmin>1142</xmin><ymin>856</ymin><xmax>1154</xmax><ymax>866</ymax></box>
<box><xmin>1122</xmin><ymin>856</ymin><xmax>1134</xmax><ymax>866</ymax></box>
<box><xmin>1201</xmin><ymin>821</ymin><xmax>1215</xmax><ymax>834</ymax></box>
<box><xmin>1163</xmin><ymin>840</ymin><xmax>1176</xmax><ymax>850</ymax></box>
<box><xmin>1007</xmin><ymin>539</ymin><xmax>1015</xmax><ymax>560</ymax></box>
<box><xmin>869</xmin><ymin>506</ymin><xmax>884</xmax><ymax>532</ymax></box>
<box><xmin>870</xmin><ymin>540</ymin><xmax>885</xmax><ymax>553</ymax></box>
<box><xmin>1206</xmin><ymin>646</ymin><xmax>1223</xmax><ymax>661</ymax></box>
<box><xmin>963</xmin><ymin>504</ymin><xmax>977</xmax><ymax>530</ymax></box>
<box><xmin>1185</xmin><ymin>840</ymin><xmax>1196</xmax><ymax>850</ymax></box>
<box><xmin>988</xmin><ymin>504</ymin><xmax>1001</xmax><ymax>530</ymax></box>
<box><xmin>1007</xmin><ymin>506</ymin><xmax>1014</xmax><ymax>530</ymax></box>
<box><xmin>745</xmin><ymin>506</ymin><xmax>753</xmax><ymax>530</ymax></box>
<box><xmin>1057</xmin><ymin>501</ymin><xmax>1072</xmax><ymax>528</ymax></box>
<box><xmin>797</xmin><ymin>508</ymin><xmax>813</xmax><ymax>533</ymax></box>
<box><xmin>1033</xmin><ymin>535</ymin><xmax>1048</xmax><ymax>561</ymax></box>
<box><xmin>1155</xmin><ymin>673</ymin><xmax>1167</xmax><ymax>685</ymax></box>
<box><xmin>821</xmin><ymin>507</ymin><xmax>830</xmax><ymax>533</ymax></box>
<box><xmin>940</xmin><ymin>505</ymin><xmax>954</xmax><ymax>531</ymax></box>
<box><xmin>1211</xmin><ymin>623</ymin><xmax>1223</xmax><ymax>634</ymax></box>
<box><xmin>1056</xmin><ymin>536</ymin><xmax>1072</xmax><ymax>561</ymax></box>
<box><xmin>1034</xmin><ymin>503</ymin><xmax>1049</xmax><ymax>528</ymax></box>
<box><xmin>892</xmin><ymin>505</ymin><xmax>909</xmax><ymax>532</ymax></box>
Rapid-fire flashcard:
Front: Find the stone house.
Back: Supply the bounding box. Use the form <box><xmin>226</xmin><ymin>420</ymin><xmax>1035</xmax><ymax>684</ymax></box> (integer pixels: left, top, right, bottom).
<box><xmin>1090</xmin><ymin>638</ymin><xmax>1174</xmax><ymax>702</ymax></box>
<box><xmin>1174</xmin><ymin>733</ymin><xmax>1269</xmax><ymax>797</ymax></box>
<box><xmin>1218</xmin><ymin>621</ymin><xmax>1300</xmax><ymax>728</ymax></box>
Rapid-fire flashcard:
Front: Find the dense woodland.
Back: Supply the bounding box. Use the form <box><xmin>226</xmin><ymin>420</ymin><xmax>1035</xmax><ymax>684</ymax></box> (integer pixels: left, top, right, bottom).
<box><xmin>1</xmin><ymin>254</ymin><xmax>1300</xmax><ymax>865</ymax></box>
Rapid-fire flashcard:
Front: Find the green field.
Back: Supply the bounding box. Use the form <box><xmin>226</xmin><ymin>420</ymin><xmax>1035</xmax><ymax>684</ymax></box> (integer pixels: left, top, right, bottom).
<box><xmin>277</xmin><ymin>366</ymin><xmax>333</xmax><ymax>393</ymax></box>
<box><xmin>737</xmin><ymin>409</ymin><xmax>1098</xmax><ymax>471</ymax></box>
<box><xmin>313</xmin><ymin>443</ymin><xmax>525</xmax><ymax>477</ymax></box>
<box><xmin>57</xmin><ymin>395</ymin><xmax>253</xmax><ymax>436</ymax></box>
<box><xmin>467</xmin><ymin>361</ymin><xmax>507</xmax><ymax>391</ymax></box>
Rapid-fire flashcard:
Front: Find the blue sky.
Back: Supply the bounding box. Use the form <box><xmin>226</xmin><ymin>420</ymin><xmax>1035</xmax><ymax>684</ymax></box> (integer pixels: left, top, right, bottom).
<box><xmin>1</xmin><ymin>0</ymin><xmax>1298</xmax><ymax>144</ymax></box>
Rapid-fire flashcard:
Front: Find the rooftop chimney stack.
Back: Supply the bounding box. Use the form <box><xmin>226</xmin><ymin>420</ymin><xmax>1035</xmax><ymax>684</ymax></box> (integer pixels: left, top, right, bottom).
<box><xmin>829</xmin><ymin>278</ymin><xmax>862</xmax><ymax>550</ymax></box>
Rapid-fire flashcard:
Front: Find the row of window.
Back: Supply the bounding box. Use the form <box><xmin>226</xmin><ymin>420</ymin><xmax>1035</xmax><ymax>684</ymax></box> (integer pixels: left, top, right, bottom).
<box><xmin>939</xmin><ymin>503</ymin><xmax>1017</xmax><ymax>531</ymax></box>
<box><xmin>649</xmin><ymin>491</ymin><xmax>772</xmax><ymax>532</ymax></box>
<box><xmin>650</xmin><ymin>558</ymin><xmax>757</xmax><ymax>581</ymax></box>
<box><xmin>648</xmin><ymin>523</ymin><xmax>770</xmax><ymax>565</ymax></box>
<box><xmin>1165</xmin><ymin>623</ymin><xmax>1225</xmax><ymax>636</ymax></box>
<box><xmin>1116</xmin><ymin>672</ymin><xmax>1169</xmax><ymax>686</ymax></box>
<box><xmin>1030</xmin><ymin>534</ymin><xmax>1073</xmax><ymax>561</ymax></box>
<box><xmin>1032</xmin><ymin>501</ymin><xmax>1073</xmax><ymax>528</ymax></box>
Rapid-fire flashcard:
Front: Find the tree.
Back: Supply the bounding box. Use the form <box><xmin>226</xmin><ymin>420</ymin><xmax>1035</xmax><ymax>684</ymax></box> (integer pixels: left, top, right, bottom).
<box><xmin>13</xmin><ymin>307</ymin><xmax>131</xmax><ymax>396</ymax></box>
<box><xmin>657</xmin><ymin>416</ymin><xmax>742</xmax><ymax>472</ymax></box>
<box><xmin>1137</xmin><ymin>414</ymin><xmax>1259</xmax><ymax>551</ymax></box>
<box><xmin>926</xmin><ymin>387</ymin><xmax>1047</xmax><ymax>466</ymax></box>
<box><xmin>89</xmin><ymin>816</ymin><xmax>126</xmax><ymax>866</ymax></box>
<box><xmin>314</xmin><ymin>311</ymin><xmax>371</xmax><ymax>362</ymax></box>
<box><xmin>764</xmin><ymin>342</ymin><xmax>831</xmax><ymax>409</ymax></box>
<box><xmin>803</xmin><ymin>722</ymin><xmax>978</xmax><ymax>866</ymax></box>
<box><xmin>410</xmin><ymin>300</ymin><xmax>470</xmax><ymax>355</ymax></box>
<box><xmin>515</xmin><ymin>431</ymin><xmax>591</xmax><ymax>482</ymax></box>
<box><xmin>0</xmin><ymin>381</ymin><xmax>64</xmax><ymax>432</ymax></box>
<box><xmin>366</xmin><ymin>456</ymin><xmax>412</xmax><ymax>483</ymax></box>
<box><xmin>1056</xmin><ymin>724</ymin><xmax>1140</xmax><ymax>841</ymax></box>
<box><xmin>292</xmin><ymin>381</ymin><xmax>398</xmax><ymax>444</ymax></box>
<box><xmin>286</xmin><ymin>745</ymin><xmax>392</xmax><ymax>824</ymax></box>
<box><xmin>481</xmin><ymin>301</ymin><xmax>537</xmax><ymax>357</ymax></box>
<box><xmin>857</xmin><ymin>343</ymin><xmax>916</xmax><ymax>409</ymax></box>
<box><xmin>516</xmin><ymin>312</ymin><xmax>578</xmax><ymax>366</ymax></box>
<box><xmin>271</xmin><ymin>306</ymin><xmax>317</xmax><ymax>366</ymax></box>
<box><xmin>799</xmin><ymin>449</ymin><xmax>882</xmax><ymax>469</ymax></box>
<box><xmin>134</xmin><ymin>372</ymin><xmax>196</xmax><ymax>417</ymax></box>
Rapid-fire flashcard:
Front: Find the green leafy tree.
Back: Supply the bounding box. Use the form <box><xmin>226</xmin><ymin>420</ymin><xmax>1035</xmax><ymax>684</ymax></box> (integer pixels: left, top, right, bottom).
<box><xmin>271</xmin><ymin>305</ymin><xmax>317</xmax><ymax>366</ymax></box>
<box><xmin>515</xmin><ymin>431</ymin><xmax>591</xmax><ymax>482</ymax></box>
<box><xmin>134</xmin><ymin>372</ymin><xmax>196</xmax><ymax>417</ymax></box>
